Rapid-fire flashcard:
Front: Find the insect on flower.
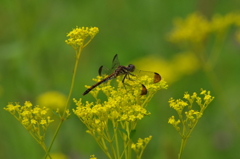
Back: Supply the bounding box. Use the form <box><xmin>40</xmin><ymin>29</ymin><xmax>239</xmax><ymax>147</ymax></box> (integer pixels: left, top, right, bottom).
<box><xmin>83</xmin><ymin>54</ymin><xmax>161</xmax><ymax>95</ymax></box>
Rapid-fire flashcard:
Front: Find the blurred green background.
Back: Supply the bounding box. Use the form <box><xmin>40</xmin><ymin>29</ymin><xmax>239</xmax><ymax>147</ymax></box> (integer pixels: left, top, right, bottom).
<box><xmin>1</xmin><ymin>0</ymin><xmax>240</xmax><ymax>159</ymax></box>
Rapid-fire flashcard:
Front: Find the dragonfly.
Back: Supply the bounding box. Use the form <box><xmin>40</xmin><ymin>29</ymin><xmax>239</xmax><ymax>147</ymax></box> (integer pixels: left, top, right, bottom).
<box><xmin>83</xmin><ymin>54</ymin><xmax>161</xmax><ymax>95</ymax></box>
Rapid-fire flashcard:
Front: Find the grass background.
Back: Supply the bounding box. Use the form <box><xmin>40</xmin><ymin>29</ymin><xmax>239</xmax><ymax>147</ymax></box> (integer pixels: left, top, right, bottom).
<box><xmin>1</xmin><ymin>0</ymin><xmax>240</xmax><ymax>158</ymax></box>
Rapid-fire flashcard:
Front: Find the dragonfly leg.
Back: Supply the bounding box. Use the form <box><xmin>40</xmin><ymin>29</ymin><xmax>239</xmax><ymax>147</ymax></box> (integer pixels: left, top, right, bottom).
<box><xmin>122</xmin><ymin>73</ymin><xmax>128</xmax><ymax>84</ymax></box>
<box><xmin>126</xmin><ymin>73</ymin><xmax>136</xmax><ymax>81</ymax></box>
<box><xmin>121</xmin><ymin>74</ymin><xmax>129</xmax><ymax>90</ymax></box>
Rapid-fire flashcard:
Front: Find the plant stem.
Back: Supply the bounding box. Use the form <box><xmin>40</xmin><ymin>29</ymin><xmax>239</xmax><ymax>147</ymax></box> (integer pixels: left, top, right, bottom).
<box><xmin>113</xmin><ymin>121</ymin><xmax>120</xmax><ymax>158</ymax></box>
<box><xmin>178</xmin><ymin>138</ymin><xmax>187</xmax><ymax>159</ymax></box>
<box><xmin>44</xmin><ymin>48</ymin><xmax>82</xmax><ymax>158</ymax></box>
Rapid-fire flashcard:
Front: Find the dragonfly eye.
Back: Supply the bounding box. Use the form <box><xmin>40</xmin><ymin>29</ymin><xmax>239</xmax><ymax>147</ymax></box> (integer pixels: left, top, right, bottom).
<box><xmin>127</xmin><ymin>64</ymin><xmax>135</xmax><ymax>72</ymax></box>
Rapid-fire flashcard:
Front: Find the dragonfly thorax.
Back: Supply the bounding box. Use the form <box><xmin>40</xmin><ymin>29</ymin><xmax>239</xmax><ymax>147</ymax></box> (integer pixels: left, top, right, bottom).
<box><xmin>126</xmin><ymin>64</ymin><xmax>135</xmax><ymax>72</ymax></box>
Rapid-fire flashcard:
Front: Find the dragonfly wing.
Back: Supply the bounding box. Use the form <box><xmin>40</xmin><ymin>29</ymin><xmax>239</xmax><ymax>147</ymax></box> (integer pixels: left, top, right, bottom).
<box><xmin>99</xmin><ymin>54</ymin><xmax>120</xmax><ymax>76</ymax></box>
<box><xmin>133</xmin><ymin>68</ymin><xmax>161</xmax><ymax>83</ymax></box>
<box><xmin>111</xmin><ymin>54</ymin><xmax>120</xmax><ymax>71</ymax></box>
<box><xmin>99</xmin><ymin>66</ymin><xmax>111</xmax><ymax>76</ymax></box>
<box><xmin>141</xmin><ymin>84</ymin><xmax>148</xmax><ymax>95</ymax></box>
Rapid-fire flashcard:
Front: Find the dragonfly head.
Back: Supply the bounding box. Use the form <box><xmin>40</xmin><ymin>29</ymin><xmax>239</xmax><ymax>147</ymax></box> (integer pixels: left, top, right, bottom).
<box><xmin>127</xmin><ymin>64</ymin><xmax>135</xmax><ymax>72</ymax></box>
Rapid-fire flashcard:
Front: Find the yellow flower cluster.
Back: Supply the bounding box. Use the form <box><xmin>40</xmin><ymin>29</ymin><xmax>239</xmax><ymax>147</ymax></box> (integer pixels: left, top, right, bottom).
<box><xmin>73</xmin><ymin>75</ymin><xmax>167</xmax><ymax>158</ymax></box>
<box><xmin>168</xmin><ymin>12</ymin><xmax>240</xmax><ymax>44</ymax></box>
<box><xmin>211</xmin><ymin>12</ymin><xmax>240</xmax><ymax>33</ymax></box>
<box><xmin>65</xmin><ymin>26</ymin><xmax>99</xmax><ymax>50</ymax></box>
<box><xmin>168</xmin><ymin>13</ymin><xmax>210</xmax><ymax>44</ymax></box>
<box><xmin>131</xmin><ymin>136</ymin><xmax>152</xmax><ymax>157</ymax></box>
<box><xmin>74</xmin><ymin>75</ymin><xmax>167</xmax><ymax>127</ymax></box>
<box><xmin>4</xmin><ymin>101</ymin><xmax>54</xmax><ymax>144</ymax></box>
<box><xmin>168</xmin><ymin>89</ymin><xmax>214</xmax><ymax>135</ymax></box>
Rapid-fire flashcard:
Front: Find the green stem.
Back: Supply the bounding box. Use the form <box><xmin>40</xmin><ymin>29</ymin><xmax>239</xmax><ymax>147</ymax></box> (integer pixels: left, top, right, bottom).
<box><xmin>63</xmin><ymin>47</ymin><xmax>82</xmax><ymax>116</ymax></box>
<box><xmin>113</xmin><ymin>121</ymin><xmax>120</xmax><ymax>159</ymax></box>
<box><xmin>125</xmin><ymin>122</ymin><xmax>132</xmax><ymax>159</ymax></box>
<box><xmin>83</xmin><ymin>37</ymin><xmax>94</xmax><ymax>48</ymax></box>
<box><xmin>178</xmin><ymin>138</ymin><xmax>187</xmax><ymax>159</ymax></box>
<box><xmin>44</xmin><ymin>47</ymin><xmax>82</xmax><ymax>158</ymax></box>
<box><xmin>100</xmin><ymin>137</ymin><xmax>113</xmax><ymax>159</ymax></box>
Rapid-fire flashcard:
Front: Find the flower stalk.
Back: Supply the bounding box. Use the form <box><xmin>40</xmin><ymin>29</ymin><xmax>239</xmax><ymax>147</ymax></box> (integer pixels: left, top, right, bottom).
<box><xmin>168</xmin><ymin>89</ymin><xmax>214</xmax><ymax>159</ymax></box>
<box><xmin>45</xmin><ymin>26</ymin><xmax>99</xmax><ymax>158</ymax></box>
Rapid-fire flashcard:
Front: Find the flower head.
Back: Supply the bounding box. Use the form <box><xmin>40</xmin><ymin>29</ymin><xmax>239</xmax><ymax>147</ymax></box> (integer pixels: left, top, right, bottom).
<box><xmin>168</xmin><ymin>12</ymin><xmax>240</xmax><ymax>46</ymax></box>
<box><xmin>4</xmin><ymin>101</ymin><xmax>54</xmax><ymax>142</ymax></box>
<box><xmin>168</xmin><ymin>89</ymin><xmax>214</xmax><ymax>135</ymax></box>
<box><xmin>65</xmin><ymin>26</ymin><xmax>99</xmax><ymax>50</ymax></box>
<box><xmin>131</xmin><ymin>136</ymin><xmax>152</xmax><ymax>156</ymax></box>
<box><xmin>168</xmin><ymin>12</ymin><xmax>210</xmax><ymax>44</ymax></box>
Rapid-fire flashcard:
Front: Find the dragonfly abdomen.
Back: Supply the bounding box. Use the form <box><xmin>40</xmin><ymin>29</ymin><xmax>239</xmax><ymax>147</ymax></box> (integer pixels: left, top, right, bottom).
<box><xmin>82</xmin><ymin>73</ymin><xmax>116</xmax><ymax>95</ymax></box>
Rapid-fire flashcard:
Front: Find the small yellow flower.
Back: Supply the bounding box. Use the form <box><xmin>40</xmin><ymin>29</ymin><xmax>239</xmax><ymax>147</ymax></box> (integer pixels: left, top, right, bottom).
<box><xmin>136</xmin><ymin>142</ymin><xmax>142</xmax><ymax>149</ymax></box>
<box><xmin>191</xmin><ymin>92</ymin><xmax>197</xmax><ymax>98</ymax></box>
<box><xmin>200</xmin><ymin>89</ymin><xmax>206</xmax><ymax>95</ymax></box>
<box><xmin>185</xmin><ymin>110</ymin><xmax>196</xmax><ymax>119</ymax></box>
<box><xmin>169</xmin><ymin>98</ymin><xmax>188</xmax><ymax>112</ymax></box>
<box><xmin>95</xmin><ymin>119</ymin><xmax>100</xmax><ymax>124</ymax></box>
<box><xmin>40</xmin><ymin>109</ymin><xmax>47</xmax><ymax>115</ymax></box>
<box><xmin>4</xmin><ymin>103</ymin><xmax>15</xmax><ymax>111</ymax></box>
<box><xmin>144</xmin><ymin>135</ymin><xmax>152</xmax><ymax>143</ymax></box>
<box><xmin>22</xmin><ymin>118</ymin><xmax>29</xmax><ymax>125</ymax></box>
<box><xmin>89</xmin><ymin>155</ymin><xmax>97</xmax><ymax>159</ymax></box>
<box><xmin>65</xmin><ymin>109</ymin><xmax>71</xmax><ymax>119</ymax></box>
<box><xmin>33</xmin><ymin>107</ymin><xmax>40</xmax><ymax>114</ymax></box>
<box><xmin>22</xmin><ymin>110</ymin><xmax>30</xmax><ymax>116</ymax></box>
<box><xmin>168</xmin><ymin>116</ymin><xmax>180</xmax><ymax>131</ymax></box>
<box><xmin>31</xmin><ymin>119</ymin><xmax>37</xmax><ymax>124</ymax></box>
<box><xmin>4</xmin><ymin>102</ymin><xmax>20</xmax><ymax>112</ymax></box>
<box><xmin>47</xmin><ymin>116</ymin><xmax>54</xmax><ymax>123</ymax></box>
<box><xmin>204</xmin><ymin>94</ymin><xmax>211</xmax><ymax>100</ymax></box>
<box><xmin>25</xmin><ymin>101</ymin><xmax>32</xmax><ymax>107</ymax></box>
<box><xmin>131</xmin><ymin>143</ymin><xmax>136</xmax><ymax>150</ymax></box>
<box><xmin>168</xmin><ymin>116</ymin><xmax>176</xmax><ymax>125</ymax></box>
<box><xmin>199</xmin><ymin>89</ymin><xmax>215</xmax><ymax>106</ymax></box>
<box><xmin>183</xmin><ymin>93</ymin><xmax>190</xmax><ymax>99</ymax></box>
<box><xmin>136</xmin><ymin>113</ymin><xmax>144</xmax><ymax>120</ymax></box>
<box><xmin>40</xmin><ymin>119</ymin><xmax>47</xmax><ymax>125</ymax></box>
<box><xmin>132</xmin><ymin>136</ymin><xmax>152</xmax><ymax>156</ymax></box>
